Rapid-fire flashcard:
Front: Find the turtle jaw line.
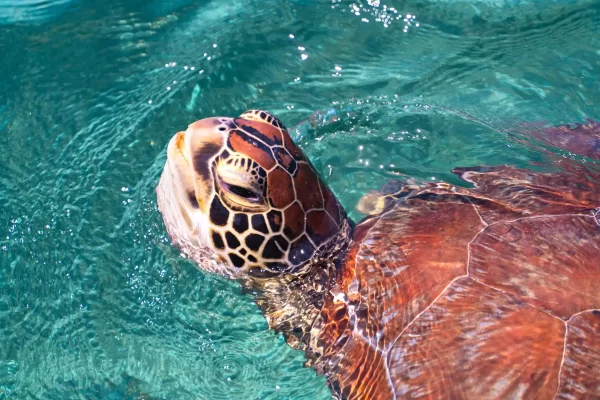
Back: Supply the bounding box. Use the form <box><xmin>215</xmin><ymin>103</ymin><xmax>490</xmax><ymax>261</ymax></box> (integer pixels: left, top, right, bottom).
<box><xmin>157</xmin><ymin>133</ymin><xmax>219</xmax><ymax>267</ymax></box>
<box><xmin>165</xmin><ymin>132</ymin><xmax>197</xmax><ymax>211</ymax></box>
<box><xmin>157</xmin><ymin>162</ymin><xmax>234</xmax><ymax>275</ymax></box>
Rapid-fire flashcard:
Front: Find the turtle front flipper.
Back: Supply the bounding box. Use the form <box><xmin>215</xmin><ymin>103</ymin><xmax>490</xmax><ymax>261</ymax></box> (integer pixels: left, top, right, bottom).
<box><xmin>356</xmin><ymin>178</ymin><xmax>431</xmax><ymax>216</ymax></box>
<box><xmin>356</xmin><ymin>191</ymin><xmax>395</xmax><ymax>216</ymax></box>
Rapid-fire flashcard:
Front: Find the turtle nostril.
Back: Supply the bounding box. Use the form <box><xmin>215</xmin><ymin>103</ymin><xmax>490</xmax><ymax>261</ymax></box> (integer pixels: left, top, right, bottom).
<box><xmin>218</xmin><ymin>126</ymin><xmax>227</xmax><ymax>131</ymax></box>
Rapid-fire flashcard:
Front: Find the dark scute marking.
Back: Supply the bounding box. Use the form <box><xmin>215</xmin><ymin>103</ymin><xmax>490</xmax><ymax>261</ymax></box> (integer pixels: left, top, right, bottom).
<box><xmin>282</xmin><ymin>131</ymin><xmax>305</xmax><ymax>160</ymax></box>
<box><xmin>288</xmin><ymin>235</ymin><xmax>315</xmax><ymax>265</ymax></box>
<box><xmin>247</xmin><ymin>254</ymin><xmax>257</xmax><ymax>262</ymax></box>
<box><xmin>233</xmin><ymin>213</ymin><xmax>249</xmax><ymax>233</ymax></box>
<box><xmin>245</xmin><ymin>233</ymin><xmax>265</xmax><ymax>251</ymax></box>
<box><xmin>228</xmin><ymin>129</ymin><xmax>276</xmax><ymax>170</ymax></box>
<box><xmin>267</xmin><ymin>112</ymin><xmax>286</xmax><ymax>130</ymax></box>
<box><xmin>221</xmin><ymin>149</ymin><xmax>230</xmax><ymax>159</ymax></box>
<box><xmin>251</xmin><ymin>214</ymin><xmax>269</xmax><ymax>234</ymax></box>
<box><xmin>258</xmin><ymin>168</ymin><xmax>266</xmax><ymax>178</ymax></box>
<box><xmin>225</xmin><ymin>231</ymin><xmax>240</xmax><ymax>249</ymax></box>
<box><xmin>193</xmin><ymin>142</ymin><xmax>222</xmax><ymax>182</ymax></box>
<box><xmin>284</xmin><ymin>226</ymin><xmax>295</xmax><ymax>240</ymax></box>
<box><xmin>210</xmin><ymin>196</ymin><xmax>229</xmax><ymax>226</ymax></box>
<box><xmin>260</xmin><ymin>111</ymin><xmax>267</xmax><ymax>120</ymax></box>
<box><xmin>187</xmin><ymin>191</ymin><xmax>199</xmax><ymax>208</ymax></box>
<box><xmin>211</xmin><ymin>231</ymin><xmax>225</xmax><ymax>250</ymax></box>
<box><xmin>266</xmin><ymin>262</ymin><xmax>289</xmax><ymax>272</ymax></box>
<box><xmin>229</xmin><ymin>253</ymin><xmax>245</xmax><ymax>268</ymax></box>
<box><xmin>239</xmin><ymin>124</ymin><xmax>282</xmax><ymax>146</ymax></box>
<box><xmin>240</xmin><ymin>248</ymin><xmax>247</xmax><ymax>255</ymax></box>
<box><xmin>593</xmin><ymin>310</ymin><xmax>600</xmax><ymax>316</ymax></box>
<box><xmin>262</xmin><ymin>235</ymin><xmax>289</xmax><ymax>259</ymax></box>
<box><xmin>273</xmin><ymin>147</ymin><xmax>297</xmax><ymax>174</ymax></box>
<box><xmin>267</xmin><ymin>210</ymin><xmax>283</xmax><ymax>232</ymax></box>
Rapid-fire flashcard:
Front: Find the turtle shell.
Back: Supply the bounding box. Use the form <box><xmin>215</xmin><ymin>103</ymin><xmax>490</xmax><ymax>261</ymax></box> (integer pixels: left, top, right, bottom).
<box><xmin>312</xmin><ymin>164</ymin><xmax>600</xmax><ymax>400</ymax></box>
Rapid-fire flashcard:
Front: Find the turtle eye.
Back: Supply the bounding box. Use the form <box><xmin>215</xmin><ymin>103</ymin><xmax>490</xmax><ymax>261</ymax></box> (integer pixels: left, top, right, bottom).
<box><xmin>218</xmin><ymin>177</ymin><xmax>267</xmax><ymax>211</ymax></box>
<box><xmin>221</xmin><ymin>182</ymin><xmax>261</xmax><ymax>202</ymax></box>
<box><xmin>215</xmin><ymin>158</ymin><xmax>269</xmax><ymax>211</ymax></box>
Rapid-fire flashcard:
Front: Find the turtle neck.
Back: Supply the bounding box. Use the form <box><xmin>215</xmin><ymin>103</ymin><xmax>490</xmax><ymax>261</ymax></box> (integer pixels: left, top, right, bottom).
<box><xmin>241</xmin><ymin>216</ymin><xmax>354</xmax><ymax>351</ymax></box>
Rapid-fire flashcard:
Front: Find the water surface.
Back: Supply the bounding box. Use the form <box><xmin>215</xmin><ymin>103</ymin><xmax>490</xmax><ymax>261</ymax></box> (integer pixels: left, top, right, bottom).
<box><xmin>1</xmin><ymin>0</ymin><xmax>599</xmax><ymax>398</ymax></box>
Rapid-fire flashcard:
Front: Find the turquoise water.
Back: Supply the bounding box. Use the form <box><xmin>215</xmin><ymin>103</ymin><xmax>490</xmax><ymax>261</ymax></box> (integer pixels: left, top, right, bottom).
<box><xmin>1</xmin><ymin>0</ymin><xmax>599</xmax><ymax>398</ymax></box>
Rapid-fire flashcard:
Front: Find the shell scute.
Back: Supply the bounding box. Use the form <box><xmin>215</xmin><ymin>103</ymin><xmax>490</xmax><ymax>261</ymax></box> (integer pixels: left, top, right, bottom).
<box><xmin>470</xmin><ymin>214</ymin><xmax>600</xmax><ymax>319</ymax></box>
<box><xmin>556</xmin><ymin>311</ymin><xmax>600</xmax><ymax>399</ymax></box>
<box><xmin>388</xmin><ymin>277</ymin><xmax>565</xmax><ymax>399</ymax></box>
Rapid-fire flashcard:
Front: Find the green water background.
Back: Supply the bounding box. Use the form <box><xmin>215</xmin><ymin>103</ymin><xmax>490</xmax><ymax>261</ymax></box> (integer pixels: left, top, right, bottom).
<box><xmin>1</xmin><ymin>0</ymin><xmax>599</xmax><ymax>398</ymax></box>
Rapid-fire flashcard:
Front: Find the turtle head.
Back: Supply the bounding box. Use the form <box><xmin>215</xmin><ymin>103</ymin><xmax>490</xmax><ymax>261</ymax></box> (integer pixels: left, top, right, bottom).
<box><xmin>156</xmin><ymin>110</ymin><xmax>350</xmax><ymax>279</ymax></box>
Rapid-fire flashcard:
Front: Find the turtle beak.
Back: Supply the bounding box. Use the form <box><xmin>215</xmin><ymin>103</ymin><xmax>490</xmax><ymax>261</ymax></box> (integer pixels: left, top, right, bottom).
<box><xmin>182</xmin><ymin>117</ymin><xmax>231</xmax><ymax>213</ymax></box>
<box><xmin>164</xmin><ymin>117</ymin><xmax>231</xmax><ymax>215</ymax></box>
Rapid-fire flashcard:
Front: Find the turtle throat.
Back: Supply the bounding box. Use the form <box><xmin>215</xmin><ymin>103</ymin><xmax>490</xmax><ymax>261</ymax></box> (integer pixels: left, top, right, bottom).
<box><xmin>242</xmin><ymin>216</ymin><xmax>354</xmax><ymax>351</ymax></box>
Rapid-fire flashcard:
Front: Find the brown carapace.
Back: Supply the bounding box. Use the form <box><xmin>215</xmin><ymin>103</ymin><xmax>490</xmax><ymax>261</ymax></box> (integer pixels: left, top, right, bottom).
<box><xmin>156</xmin><ymin>110</ymin><xmax>600</xmax><ymax>400</ymax></box>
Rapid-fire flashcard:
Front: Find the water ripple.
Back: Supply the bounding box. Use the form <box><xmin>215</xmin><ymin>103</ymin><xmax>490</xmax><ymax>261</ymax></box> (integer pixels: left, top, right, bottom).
<box><xmin>1</xmin><ymin>0</ymin><xmax>599</xmax><ymax>398</ymax></box>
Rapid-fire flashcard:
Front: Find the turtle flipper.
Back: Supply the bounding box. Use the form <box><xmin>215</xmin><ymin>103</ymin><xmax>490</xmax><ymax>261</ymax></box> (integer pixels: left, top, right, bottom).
<box><xmin>356</xmin><ymin>178</ymin><xmax>431</xmax><ymax>215</ymax></box>
<box><xmin>522</xmin><ymin>119</ymin><xmax>600</xmax><ymax>160</ymax></box>
<box><xmin>453</xmin><ymin>164</ymin><xmax>600</xmax><ymax>206</ymax></box>
<box><xmin>447</xmin><ymin>163</ymin><xmax>600</xmax><ymax>225</ymax></box>
<box><xmin>356</xmin><ymin>190</ymin><xmax>393</xmax><ymax>216</ymax></box>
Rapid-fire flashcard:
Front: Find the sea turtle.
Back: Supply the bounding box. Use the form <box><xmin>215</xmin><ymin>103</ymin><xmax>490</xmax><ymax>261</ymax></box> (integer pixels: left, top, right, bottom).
<box><xmin>156</xmin><ymin>110</ymin><xmax>600</xmax><ymax>399</ymax></box>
